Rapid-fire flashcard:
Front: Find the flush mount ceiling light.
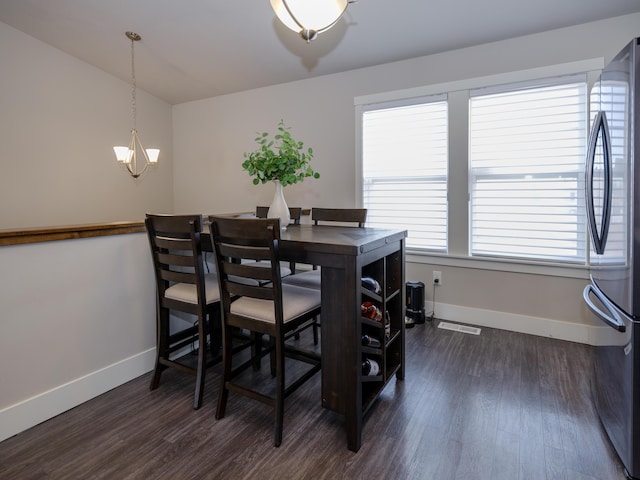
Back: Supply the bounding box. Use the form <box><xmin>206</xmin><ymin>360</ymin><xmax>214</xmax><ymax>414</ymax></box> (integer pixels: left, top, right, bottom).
<box><xmin>113</xmin><ymin>31</ymin><xmax>159</xmax><ymax>179</ymax></box>
<box><xmin>270</xmin><ymin>0</ymin><xmax>354</xmax><ymax>43</ymax></box>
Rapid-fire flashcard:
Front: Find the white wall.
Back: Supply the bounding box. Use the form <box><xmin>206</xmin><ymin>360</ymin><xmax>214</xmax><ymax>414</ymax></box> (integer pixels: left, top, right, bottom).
<box><xmin>0</xmin><ymin>233</ymin><xmax>156</xmax><ymax>441</ymax></box>
<box><xmin>0</xmin><ymin>22</ymin><xmax>174</xmax><ymax>229</ymax></box>
<box><xmin>0</xmin><ymin>21</ymin><xmax>171</xmax><ymax>441</ymax></box>
<box><xmin>172</xmin><ymin>13</ymin><xmax>640</xmax><ymax>340</ymax></box>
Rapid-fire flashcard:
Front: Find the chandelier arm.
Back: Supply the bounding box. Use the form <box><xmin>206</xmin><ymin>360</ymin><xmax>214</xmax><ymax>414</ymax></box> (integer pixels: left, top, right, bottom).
<box><xmin>129</xmin><ymin>162</ymin><xmax>149</xmax><ymax>179</ymax></box>
<box><xmin>124</xmin><ymin>129</ymin><xmax>151</xmax><ymax>179</ymax></box>
<box><xmin>136</xmin><ymin>130</ymin><xmax>153</xmax><ymax>174</ymax></box>
<box><xmin>125</xmin><ymin>129</ymin><xmax>138</xmax><ymax>178</ymax></box>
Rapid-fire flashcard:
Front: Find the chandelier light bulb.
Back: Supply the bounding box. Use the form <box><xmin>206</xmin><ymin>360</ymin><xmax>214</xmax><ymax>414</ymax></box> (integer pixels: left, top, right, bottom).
<box><xmin>146</xmin><ymin>149</ymin><xmax>160</xmax><ymax>164</ymax></box>
<box><xmin>113</xmin><ymin>146</ymin><xmax>132</xmax><ymax>164</ymax></box>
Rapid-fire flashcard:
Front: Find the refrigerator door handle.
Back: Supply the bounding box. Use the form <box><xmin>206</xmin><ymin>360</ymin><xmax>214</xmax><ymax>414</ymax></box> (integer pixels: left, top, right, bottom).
<box><xmin>583</xmin><ymin>284</ymin><xmax>626</xmax><ymax>332</ymax></box>
<box><xmin>585</xmin><ymin>110</ymin><xmax>612</xmax><ymax>255</ymax></box>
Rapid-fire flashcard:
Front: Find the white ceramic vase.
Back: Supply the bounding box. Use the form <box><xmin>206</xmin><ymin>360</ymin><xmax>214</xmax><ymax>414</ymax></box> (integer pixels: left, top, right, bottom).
<box><xmin>268</xmin><ymin>180</ymin><xmax>290</xmax><ymax>230</ymax></box>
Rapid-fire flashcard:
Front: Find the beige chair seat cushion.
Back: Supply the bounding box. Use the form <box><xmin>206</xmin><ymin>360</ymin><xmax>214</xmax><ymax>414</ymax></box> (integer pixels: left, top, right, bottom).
<box><xmin>164</xmin><ymin>273</ymin><xmax>220</xmax><ymax>304</ymax></box>
<box><xmin>231</xmin><ymin>284</ymin><xmax>320</xmax><ymax>324</ymax></box>
<box><xmin>281</xmin><ymin>269</ymin><xmax>321</xmax><ymax>290</ymax></box>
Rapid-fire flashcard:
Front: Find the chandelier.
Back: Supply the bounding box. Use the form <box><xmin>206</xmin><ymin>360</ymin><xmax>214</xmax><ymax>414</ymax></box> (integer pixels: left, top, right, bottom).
<box><xmin>270</xmin><ymin>0</ymin><xmax>353</xmax><ymax>43</ymax></box>
<box><xmin>113</xmin><ymin>32</ymin><xmax>159</xmax><ymax>178</ymax></box>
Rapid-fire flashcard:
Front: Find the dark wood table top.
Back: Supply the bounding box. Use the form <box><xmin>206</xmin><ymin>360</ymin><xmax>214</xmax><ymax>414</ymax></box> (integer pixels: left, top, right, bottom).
<box><xmin>202</xmin><ymin>222</ymin><xmax>407</xmax><ymax>258</ymax></box>
<box><xmin>278</xmin><ymin>224</ymin><xmax>407</xmax><ymax>255</ymax></box>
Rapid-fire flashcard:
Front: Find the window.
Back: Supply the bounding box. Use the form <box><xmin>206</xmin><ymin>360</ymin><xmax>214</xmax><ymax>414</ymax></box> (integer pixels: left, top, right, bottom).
<box><xmin>469</xmin><ymin>76</ymin><xmax>588</xmax><ymax>262</ymax></box>
<box><xmin>356</xmin><ymin>59</ymin><xmax>602</xmax><ymax>269</ymax></box>
<box><xmin>362</xmin><ymin>97</ymin><xmax>448</xmax><ymax>251</ymax></box>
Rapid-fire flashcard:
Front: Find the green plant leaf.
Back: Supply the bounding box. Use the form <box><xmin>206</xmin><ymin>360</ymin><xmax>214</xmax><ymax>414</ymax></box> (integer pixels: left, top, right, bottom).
<box><xmin>241</xmin><ymin>120</ymin><xmax>320</xmax><ymax>187</ymax></box>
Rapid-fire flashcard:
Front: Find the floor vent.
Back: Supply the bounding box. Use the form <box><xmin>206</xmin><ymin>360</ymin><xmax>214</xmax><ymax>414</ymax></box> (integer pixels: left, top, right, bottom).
<box><xmin>437</xmin><ymin>321</ymin><xmax>481</xmax><ymax>335</ymax></box>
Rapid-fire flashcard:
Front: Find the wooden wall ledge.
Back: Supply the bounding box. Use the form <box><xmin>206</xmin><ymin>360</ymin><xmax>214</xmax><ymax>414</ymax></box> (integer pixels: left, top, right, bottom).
<box><xmin>0</xmin><ymin>221</ymin><xmax>146</xmax><ymax>247</ymax></box>
<box><xmin>0</xmin><ymin>209</ymin><xmax>313</xmax><ymax>247</ymax></box>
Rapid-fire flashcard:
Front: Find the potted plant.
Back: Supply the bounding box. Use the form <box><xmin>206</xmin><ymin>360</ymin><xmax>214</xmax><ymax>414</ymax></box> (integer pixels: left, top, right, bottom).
<box><xmin>242</xmin><ymin>120</ymin><xmax>320</xmax><ymax>228</ymax></box>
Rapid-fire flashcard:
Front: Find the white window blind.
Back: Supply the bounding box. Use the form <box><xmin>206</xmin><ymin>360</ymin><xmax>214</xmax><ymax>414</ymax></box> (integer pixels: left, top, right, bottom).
<box><xmin>362</xmin><ymin>97</ymin><xmax>448</xmax><ymax>251</ymax></box>
<box><xmin>469</xmin><ymin>76</ymin><xmax>587</xmax><ymax>262</ymax></box>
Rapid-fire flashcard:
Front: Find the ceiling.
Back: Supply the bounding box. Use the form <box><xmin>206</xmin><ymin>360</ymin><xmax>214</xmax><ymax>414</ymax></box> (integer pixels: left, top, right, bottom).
<box><xmin>1</xmin><ymin>0</ymin><xmax>640</xmax><ymax>105</ymax></box>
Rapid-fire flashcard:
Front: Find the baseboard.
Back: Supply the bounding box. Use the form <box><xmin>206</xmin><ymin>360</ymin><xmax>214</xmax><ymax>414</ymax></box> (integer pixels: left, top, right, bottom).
<box><xmin>0</xmin><ymin>304</ymin><xmax>609</xmax><ymax>444</ymax></box>
<box><xmin>426</xmin><ymin>301</ymin><xmax>611</xmax><ymax>346</ymax></box>
<box><xmin>0</xmin><ymin>348</ymin><xmax>155</xmax><ymax>443</ymax></box>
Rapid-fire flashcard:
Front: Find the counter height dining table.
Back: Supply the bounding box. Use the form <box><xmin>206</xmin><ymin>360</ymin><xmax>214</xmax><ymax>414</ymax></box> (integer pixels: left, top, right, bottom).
<box><xmin>203</xmin><ymin>222</ymin><xmax>407</xmax><ymax>452</ymax></box>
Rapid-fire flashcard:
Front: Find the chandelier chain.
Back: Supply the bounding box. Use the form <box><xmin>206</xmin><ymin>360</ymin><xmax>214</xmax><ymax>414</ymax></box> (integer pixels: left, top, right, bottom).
<box><xmin>130</xmin><ymin>35</ymin><xmax>137</xmax><ymax>131</ymax></box>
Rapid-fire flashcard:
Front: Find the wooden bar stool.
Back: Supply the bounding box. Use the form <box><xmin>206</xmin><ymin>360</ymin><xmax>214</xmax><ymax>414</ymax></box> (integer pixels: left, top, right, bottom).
<box><xmin>145</xmin><ymin>213</ymin><xmax>221</xmax><ymax>409</ymax></box>
<box><xmin>209</xmin><ymin>216</ymin><xmax>321</xmax><ymax>446</ymax></box>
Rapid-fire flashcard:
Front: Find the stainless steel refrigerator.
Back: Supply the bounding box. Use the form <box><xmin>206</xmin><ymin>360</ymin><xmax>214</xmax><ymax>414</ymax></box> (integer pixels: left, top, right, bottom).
<box><xmin>583</xmin><ymin>37</ymin><xmax>640</xmax><ymax>480</ymax></box>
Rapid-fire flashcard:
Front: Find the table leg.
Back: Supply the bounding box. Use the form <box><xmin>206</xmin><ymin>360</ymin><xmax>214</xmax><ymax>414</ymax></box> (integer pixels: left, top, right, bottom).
<box><xmin>320</xmin><ymin>258</ymin><xmax>362</xmax><ymax>452</ymax></box>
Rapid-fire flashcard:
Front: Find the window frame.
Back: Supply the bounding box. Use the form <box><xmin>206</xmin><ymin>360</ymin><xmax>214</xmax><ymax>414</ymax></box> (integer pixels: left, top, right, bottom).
<box><xmin>355</xmin><ymin>58</ymin><xmax>603</xmax><ymax>278</ymax></box>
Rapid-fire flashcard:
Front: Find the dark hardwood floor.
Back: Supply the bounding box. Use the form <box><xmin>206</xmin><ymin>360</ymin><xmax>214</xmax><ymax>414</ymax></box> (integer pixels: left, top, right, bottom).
<box><xmin>0</xmin><ymin>320</ymin><xmax>627</xmax><ymax>479</ymax></box>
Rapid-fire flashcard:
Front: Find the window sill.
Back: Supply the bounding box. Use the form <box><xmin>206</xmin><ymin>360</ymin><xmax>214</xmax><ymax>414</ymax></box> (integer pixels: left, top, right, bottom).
<box><xmin>406</xmin><ymin>250</ymin><xmax>589</xmax><ymax>280</ymax></box>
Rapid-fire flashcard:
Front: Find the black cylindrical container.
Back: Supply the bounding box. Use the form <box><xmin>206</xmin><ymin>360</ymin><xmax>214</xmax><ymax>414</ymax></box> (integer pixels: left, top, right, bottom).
<box><xmin>406</xmin><ymin>281</ymin><xmax>426</xmax><ymax>324</ymax></box>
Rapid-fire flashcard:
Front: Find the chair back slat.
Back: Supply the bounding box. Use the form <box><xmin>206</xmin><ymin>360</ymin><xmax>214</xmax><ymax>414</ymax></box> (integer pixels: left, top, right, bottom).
<box><xmin>312</xmin><ymin>208</ymin><xmax>367</xmax><ymax>227</ymax></box>
<box><xmin>149</xmin><ymin>214</ymin><xmax>202</xmax><ymax>234</ymax></box>
<box><xmin>214</xmin><ymin>217</ymin><xmax>277</xmax><ymax>245</ymax></box>
<box><xmin>222</xmin><ymin>278</ymin><xmax>275</xmax><ymax>301</ymax></box>
<box><xmin>218</xmin><ymin>243</ymin><xmax>272</xmax><ymax>263</ymax></box>
<box><xmin>223</xmin><ymin>261</ymin><xmax>275</xmax><ymax>282</ymax></box>
<box><xmin>157</xmin><ymin>251</ymin><xmax>200</xmax><ymax>268</ymax></box>
<box><xmin>155</xmin><ymin>236</ymin><xmax>195</xmax><ymax>251</ymax></box>
<box><xmin>159</xmin><ymin>269</ymin><xmax>198</xmax><ymax>285</ymax></box>
<box><xmin>256</xmin><ymin>206</ymin><xmax>302</xmax><ymax>225</ymax></box>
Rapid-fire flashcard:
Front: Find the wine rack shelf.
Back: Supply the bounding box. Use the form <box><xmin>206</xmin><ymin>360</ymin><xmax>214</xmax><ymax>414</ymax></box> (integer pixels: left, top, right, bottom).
<box><xmin>359</xmin><ymin>249</ymin><xmax>405</xmax><ymax>416</ymax></box>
